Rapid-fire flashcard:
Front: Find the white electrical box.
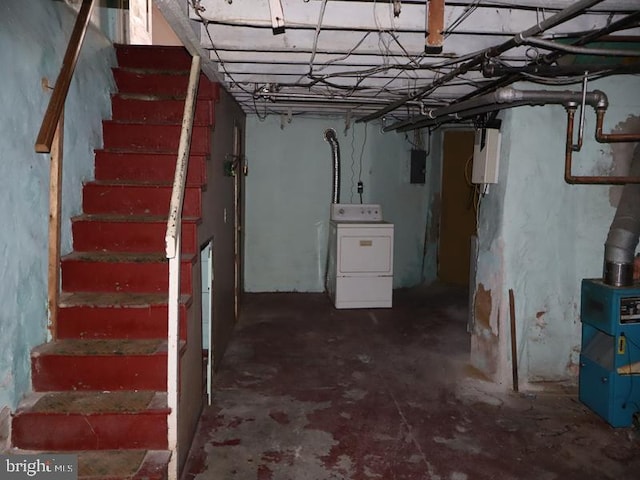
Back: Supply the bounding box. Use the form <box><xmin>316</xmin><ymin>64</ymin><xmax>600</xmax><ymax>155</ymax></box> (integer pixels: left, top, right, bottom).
<box><xmin>472</xmin><ymin>128</ymin><xmax>501</xmax><ymax>184</ymax></box>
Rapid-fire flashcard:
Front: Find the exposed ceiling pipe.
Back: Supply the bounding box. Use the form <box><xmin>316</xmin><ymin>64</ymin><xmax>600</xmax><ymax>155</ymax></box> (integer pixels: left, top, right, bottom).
<box><xmin>482</xmin><ymin>62</ymin><xmax>640</xmax><ymax>79</ymax></box>
<box><xmin>563</xmin><ymin>106</ymin><xmax>640</xmax><ymax>185</ymax></box>
<box><xmin>518</xmin><ymin>37</ymin><xmax>640</xmax><ymax>58</ymax></box>
<box><xmin>357</xmin><ymin>0</ymin><xmax>607</xmax><ymax>123</ymax></box>
<box><xmin>324</xmin><ymin>128</ymin><xmax>341</xmax><ymax>204</ymax></box>
<box><xmin>252</xmin><ymin>91</ymin><xmax>428</xmax><ymax>106</ymax></box>
<box><xmin>385</xmin><ymin>86</ymin><xmax>608</xmax><ymax>132</ymax></box>
<box><xmin>602</xmin><ymin>144</ymin><xmax>640</xmax><ymax>286</ymax></box>
<box><xmin>452</xmin><ymin>10</ymin><xmax>640</xmax><ymax>107</ymax></box>
<box><xmin>596</xmin><ymin>110</ymin><xmax>640</xmax><ymax>143</ymax></box>
<box><xmin>384</xmin><ymin>86</ymin><xmax>640</xmax><ymax>186</ymax></box>
<box><xmin>425</xmin><ymin>0</ymin><xmax>445</xmax><ymax>54</ymax></box>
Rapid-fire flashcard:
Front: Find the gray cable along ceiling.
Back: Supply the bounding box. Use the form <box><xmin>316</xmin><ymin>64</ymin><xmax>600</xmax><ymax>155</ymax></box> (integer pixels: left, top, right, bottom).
<box><xmin>176</xmin><ymin>0</ymin><xmax>640</xmax><ymax>129</ymax></box>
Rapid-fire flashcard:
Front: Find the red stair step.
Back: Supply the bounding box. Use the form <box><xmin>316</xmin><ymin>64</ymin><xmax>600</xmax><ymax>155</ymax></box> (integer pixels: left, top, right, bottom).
<box><xmin>58</xmin><ymin>292</ymin><xmax>190</xmax><ymax>340</ymax></box>
<box><xmin>12</xmin><ymin>392</ymin><xmax>168</xmax><ymax>450</ymax></box>
<box><xmin>94</xmin><ymin>150</ymin><xmax>207</xmax><ymax>185</ymax></box>
<box><xmin>76</xmin><ymin>450</ymin><xmax>171</xmax><ymax>480</ymax></box>
<box><xmin>102</xmin><ymin>121</ymin><xmax>210</xmax><ymax>154</ymax></box>
<box><xmin>31</xmin><ymin>339</ymin><xmax>171</xmax><ymax>391</ymax></box>
<box><xmin>116</xmin><ymin>44</ymin><xmax>192</xmax><ymax>71</ymax></box>
<box><xmin>111</xmin><ymin>95</ymin><xmax>214</xmax><ymax>125</ymax></box>
<box><xmin>82</xmin><ymin>182</ymin><xmax>202</xmax><ymax>216</ymax></box>
<box><xmin>72</xmin><ymin>214</ymin><xmax>199</xmax><ymax>254</ymax></box>
<box><xmin>113</xmin><ymin>69</ymin><xmax>217</xmax><ymax>100</ymax></box>
<box><xmin>61</xmin><ymin>252</ymin><xmax>195</xmax><ymax>294</ymax></box>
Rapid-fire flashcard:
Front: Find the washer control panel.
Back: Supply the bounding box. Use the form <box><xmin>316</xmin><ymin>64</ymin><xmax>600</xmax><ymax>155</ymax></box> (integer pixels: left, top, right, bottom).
<box><xmin>330</xmin><ymin>203</ymin><xmax>383</xmax><ymax>222</ymax></box>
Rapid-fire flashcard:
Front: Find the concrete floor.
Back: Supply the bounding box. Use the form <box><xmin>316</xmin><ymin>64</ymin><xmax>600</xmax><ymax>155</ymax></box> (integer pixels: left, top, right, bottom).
<box><xmin>182</xmin><ymin>284</ymin><xmax>640</xmax><ymax>480</ymax></box>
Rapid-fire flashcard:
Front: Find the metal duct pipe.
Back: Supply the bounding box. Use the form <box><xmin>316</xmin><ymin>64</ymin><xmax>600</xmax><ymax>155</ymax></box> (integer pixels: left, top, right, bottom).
<box><xmin>603</xmin><ymin>144</ymin><xmax>640</xmax><ymax>287</ymax></box>
<box><xmin>324</xmin><ymin>128</ymin><xmax>341</xmax><ymax>204</ymax></box>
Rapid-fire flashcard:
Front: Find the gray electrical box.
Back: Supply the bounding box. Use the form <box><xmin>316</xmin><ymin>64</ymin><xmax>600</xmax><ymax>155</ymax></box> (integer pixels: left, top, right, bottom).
<box><xmin>472</xmin><ymin>128</ymin><xmax>501</xmax><ymax>184</ymax></box>
<box><xmin>410</xmin><ymin>149</ymin><xmax>427</xmax><ymax>184</ymax></box>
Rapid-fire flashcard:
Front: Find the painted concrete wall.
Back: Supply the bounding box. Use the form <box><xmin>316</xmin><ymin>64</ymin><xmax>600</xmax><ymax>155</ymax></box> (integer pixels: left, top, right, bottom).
<box><xmin>472</xmin><ymin>76</ymin><xmax>640</xmax><ymax>386</ymax></box>
<box><xmin>0</xmin><ymin>0</ymin><xmax>115</xmax><ymax>410</ymax></box>
<box><xmin>244</xmin><ymin>115</ymin><xmax>433</xmax><ymax>292</ymax></box>
<box><xmin>422</xmin><ymin>129</ymin><xmax>443</xmax><ymax>284</ymax></box>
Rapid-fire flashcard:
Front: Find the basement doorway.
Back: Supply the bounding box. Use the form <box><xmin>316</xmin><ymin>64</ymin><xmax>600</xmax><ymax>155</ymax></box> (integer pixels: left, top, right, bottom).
<box><xmin>201</xmin><ymin>239</ymin><xmax>214</xmax><ymax>404</ymax></box>
<box><xmin>438</xmin><ymin>130</ymin><xmax>476</xmax><ymax>286</ymax></box>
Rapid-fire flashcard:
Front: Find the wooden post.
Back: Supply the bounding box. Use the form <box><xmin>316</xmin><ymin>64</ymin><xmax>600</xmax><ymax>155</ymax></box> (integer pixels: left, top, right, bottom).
<box><xmin>48</xmin><ymin>112</ymin><xmax>64</xmax><ymax>339</ymax></box>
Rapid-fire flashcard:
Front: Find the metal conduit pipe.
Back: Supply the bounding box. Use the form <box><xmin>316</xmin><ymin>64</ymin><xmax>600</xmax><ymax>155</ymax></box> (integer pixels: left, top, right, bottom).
<box><xmin>324</xmin><ymin>128</ymin><xmax>341</xmax><ymax>204</ymax></box>
<box><xmin>603</xmin><ymin>144</ymin><xmax>640</xmax><ymax>286</ymax></box>
<box><xmin>398</xmin><ymin>10</ymin><xmax>640</xmax><ymax>127</ymax></box>
<box><xmin>358</xmin><ymin>0</ymin><xmax>607</xmax><ymax>123</ymax></box>
<box><xmin>394</xmin><ymin>100</ymin><xmax>538</xmax><ymax>132</ymax></box>
<box><xmin>385</xmin><ymin>87</ymin><xmax>608</xmax><ymax>132</ymax></box>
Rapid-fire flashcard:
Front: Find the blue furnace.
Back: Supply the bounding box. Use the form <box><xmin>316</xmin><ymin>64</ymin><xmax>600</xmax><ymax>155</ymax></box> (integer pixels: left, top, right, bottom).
<box><xmin>580</xmin><ymin>279</ymin><xmax>640</xmax><ymax>427</ymax></box>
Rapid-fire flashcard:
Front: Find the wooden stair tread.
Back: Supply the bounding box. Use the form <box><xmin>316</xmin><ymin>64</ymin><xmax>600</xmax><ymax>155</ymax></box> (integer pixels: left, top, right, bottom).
<box><xmin>72</xmin><ymin>213</ymin><xmax>201</xmax><ymax>223</ymax></box>
<box><xmin>6</xmin><ymin>450</ymin><xmax>170</xmax><ymax>480</ymax></box>
<box><xmin>18</xmin><ymin>391</ymin><xmax>167</xmax><ymax>415</ymax></box>
<box><xmin>86</xmin><ymin>179</ymin><xmax>175</xmax><ymax>187</ymax></box>
<box><xmin>59</xmin><ymin>291</ymin><xmax>191</xmax><ymax>307</ymax></box>
<box><xmin>32</xmin><ymin>339</ymin><xmax>166</xmax><ymax>356</ymax></box>
<box><xmin>115</xmin><ymin>92</ymin><xmax>190</xmax><ymax>101</ymax></box>
<box><xmin>77</xmin><ymin>449</ymin><xmax>170</xmax><ymax>479</ymax></box>
<box><xmin>62</xmin><ymin>251</ymin><xmax>196</xmax><ymax>262</ymax></box>
<box><xmin>95</xmin><ymin>148</ymin><xmax>207</xmax><ymax>157</ymax></box>
<box><xmin>116</xmin><ymin>67</ymin><xmax>190</xmax><ymax>75</ymax></box>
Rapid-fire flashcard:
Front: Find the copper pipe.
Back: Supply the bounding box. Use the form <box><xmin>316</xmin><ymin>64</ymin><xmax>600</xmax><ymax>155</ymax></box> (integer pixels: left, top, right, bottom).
<box><xmin>426</xmin><ymin>0</ymin><xmax>445</xmax><ymax>53</ymax></box>
<box><xmin>565</xmin><ymin>107</ymin><xmax>640</xmax><ymax>185</ymax></box>
<box><xmin>595</xmin><ymin>109</ymin><xmax>640</xmax><ymax>143</ymax></box>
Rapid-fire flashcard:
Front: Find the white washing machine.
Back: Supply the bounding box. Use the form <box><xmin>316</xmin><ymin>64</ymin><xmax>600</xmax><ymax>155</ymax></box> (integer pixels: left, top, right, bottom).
<box><xmin>327</xmin><ymin>204</ymin><xmax>394</xmax><ymax>309</ymax></box>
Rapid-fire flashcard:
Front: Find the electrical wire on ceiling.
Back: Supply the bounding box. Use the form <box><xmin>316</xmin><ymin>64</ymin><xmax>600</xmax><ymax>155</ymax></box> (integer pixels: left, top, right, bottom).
<box><xmin>256</xmin><ymin>1</ymin><xmax>520</xmax><ymax>115</ymax></box>
<box><xmin>189</xmin><ymin>0</ymin><xmax>638</xmax><ymax>122</ymax></box>
<box><xmin>189</xmin><ymin>0</ymin><xmax>261</xmax><ymax>116</ymax></box>
<box><xmin>308</xmin><ymin>0</ymin><xmax>329</xmax><ymax>76</ymax></box>
<box><xmin>444</xmin><ymin>0</ymin><xmax>481</xmax><ymax>39</ymax></box>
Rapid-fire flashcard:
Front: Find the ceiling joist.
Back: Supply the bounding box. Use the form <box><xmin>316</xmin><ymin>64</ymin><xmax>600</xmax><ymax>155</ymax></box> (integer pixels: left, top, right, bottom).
<box><xmin>179</xmin><ymin>0</ymin><xmax>640</xmax><ymax>123</ymax></box>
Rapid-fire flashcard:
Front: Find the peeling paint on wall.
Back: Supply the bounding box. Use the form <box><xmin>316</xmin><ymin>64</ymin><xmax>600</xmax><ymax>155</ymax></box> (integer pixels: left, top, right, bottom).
<box><xmin>472</xmin><ymin>76</ymin><xmax>640</xmax><ymax>387</ymax></box>
<box><xmin>471</xmin><ymin>283</ymin><xmax>499</xmax><ymax>376</ymax></box>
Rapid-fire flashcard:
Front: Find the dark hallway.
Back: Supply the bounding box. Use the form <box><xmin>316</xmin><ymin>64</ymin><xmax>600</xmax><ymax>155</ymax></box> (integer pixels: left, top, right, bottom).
<box><xmin>183</xmin><ymin>285</ymin><xmax>639</xmax><ymax>480</ymax></box>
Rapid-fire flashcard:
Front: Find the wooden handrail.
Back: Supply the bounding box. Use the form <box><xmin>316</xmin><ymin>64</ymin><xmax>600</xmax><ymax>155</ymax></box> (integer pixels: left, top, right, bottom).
<box><xmin>165</xmin><ymin>54</ymin><xmax>201</xmax><ymax>480</ymax></box>
<box><xmin>165</xmin><ymin>55</ymin><xmax>202</xmax><ymax>259</ymax></box>
<box><xmin>35</xmin><ymin>0</ymin><xmax>95</xmax><ymax>153</ymax></box>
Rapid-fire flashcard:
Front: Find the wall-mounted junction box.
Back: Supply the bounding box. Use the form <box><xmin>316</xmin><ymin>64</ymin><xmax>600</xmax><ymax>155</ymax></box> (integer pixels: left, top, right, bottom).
<box><xmin>472</xmin><ymin>128</ymin><xmax>501</xmax><ymax>184</ymax></box>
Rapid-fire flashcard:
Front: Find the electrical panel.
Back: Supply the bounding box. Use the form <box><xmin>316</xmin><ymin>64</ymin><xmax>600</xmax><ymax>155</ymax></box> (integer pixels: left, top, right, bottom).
<box><xmin>472</xmin><ymin>128</ymin><xmax>501</xmax><ymax>184</ymax></box>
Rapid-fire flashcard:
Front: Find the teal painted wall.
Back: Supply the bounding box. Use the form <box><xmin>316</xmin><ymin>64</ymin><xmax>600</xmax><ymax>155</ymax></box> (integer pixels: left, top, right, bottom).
<box><xmin>244</xmin><ymin>115</ymin><xmax>435</xmax><ymax>292</ymax></box>
<box><xmin>0</xmin><ymin>0</ymin><xmax>115</xmax><ymax>410</ymax></box>
<box><xmin>472</xmin><ymin>76</ymin><xmax>640</xmax><ymax>385</ymax></box>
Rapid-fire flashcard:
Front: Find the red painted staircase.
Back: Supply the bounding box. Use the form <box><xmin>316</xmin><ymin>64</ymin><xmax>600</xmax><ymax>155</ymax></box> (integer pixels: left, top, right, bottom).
<box><xmin>11</xmin><ymin>45</ymin><xmax>218</xmax><ymax>479</ymax></box>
